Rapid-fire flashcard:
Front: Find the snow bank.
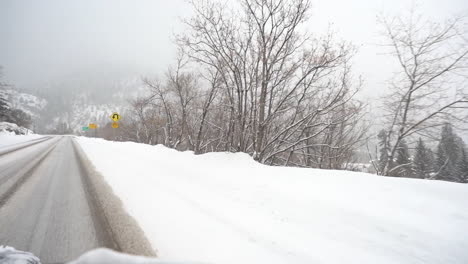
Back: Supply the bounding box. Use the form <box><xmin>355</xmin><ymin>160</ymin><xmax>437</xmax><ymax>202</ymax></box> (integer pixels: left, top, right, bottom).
<box><xmin>0</xmin><ymin>245</ymin><xmax>40</xmax><ymax>264</ymax></box>
<box><xmin>77</xmin><ymin>137</ymin><xmax>468</xmax><ymax>264</ymax></box>
<box><xmin>68</xmin><ymin>248</ymin><xmax>191</xmax><ymax>264</ymax></box>
<box><xmin>0</xmin><ymin>125</ymin><xmax>43</xmax><ymax>148</ymax></box>
<box><xmin>0</xmin><ymin>122</ymin><xmax>33</xmax><ymax>135</ymax></box>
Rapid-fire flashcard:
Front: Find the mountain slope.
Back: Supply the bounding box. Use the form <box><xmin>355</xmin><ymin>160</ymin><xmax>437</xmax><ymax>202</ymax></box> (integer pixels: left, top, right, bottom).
<box><xmin>3</xmin><ymin>89</ymin><xmax>47</xmax><ymax>119</ymax></box>
<box><xmin>15</xmin><ymin>76</ymin><xmax>146</xmax><ymax>133</ymax></box>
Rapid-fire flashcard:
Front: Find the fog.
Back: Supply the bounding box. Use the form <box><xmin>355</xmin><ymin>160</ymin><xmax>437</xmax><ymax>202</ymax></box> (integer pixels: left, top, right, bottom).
<box><xmin>0</xmin><ymin>0</ymin><xmax>190</xmax><ymax>89</ymax></box>
<box><xmin>1</xmin><ymin>0</ymin><xmax>467</xmax><ymax>96</ymax></box>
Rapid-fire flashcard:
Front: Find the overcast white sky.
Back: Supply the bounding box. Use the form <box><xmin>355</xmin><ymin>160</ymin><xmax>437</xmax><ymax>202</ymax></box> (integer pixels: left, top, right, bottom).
<box><xmin>0</xmin><ymin>0</ymin><xmax>467</xmax><ymax>98</ymax></box>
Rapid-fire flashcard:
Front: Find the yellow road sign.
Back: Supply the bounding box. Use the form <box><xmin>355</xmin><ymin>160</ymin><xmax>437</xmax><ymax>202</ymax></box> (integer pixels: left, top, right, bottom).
<box><xmin>112</xmin><ymin>122</ymin><xmax>119</xmax><ymax>128</ymax></box>
<box><xmin>111</xmin><ymin>112</ymin><xmax>121</xmax><ymax>122</ymax></box>
<box><xmin>89</xmin><ymin>123</ymin><xmax>97</xmax><ymax>129</ymax></box>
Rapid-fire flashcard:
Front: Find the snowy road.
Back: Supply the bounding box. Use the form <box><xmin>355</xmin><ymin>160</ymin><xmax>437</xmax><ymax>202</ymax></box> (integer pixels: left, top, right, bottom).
<box><xmin>0</xmin><ymin>136</ymin><xmax>140</xmax><ymax>263</ymax></box>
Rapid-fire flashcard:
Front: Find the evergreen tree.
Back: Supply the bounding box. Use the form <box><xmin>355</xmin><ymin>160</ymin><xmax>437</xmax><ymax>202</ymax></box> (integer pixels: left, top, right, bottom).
<box><xmin>393</xmin><ymin>139</ymin><xmax>412</xmax><ymax>177</ymax></box>
<box><xmin>456</xmin><ymin>147</ymin><xmax>468</xmax><ymax>183</ymax></box>
<box><xmin>0</xmin><ymin>91</ymin><xmax>9</xmax><ymax>120</ymax></box>
<box><xmin>0</xmin><ymin>89</ymin><xmax>31</xmax><ymax>128</ymax></box>
<box><xmin>436</xmin><ymin>140</ymin><xmax>449</xmax><ymax>178</ymax></box>
<box><xmin>377</xmin><ymin>129</ymin><xmax>390</xmax><ymax>174</ymax></box>
<box><xmin>0</xmin><ymin>72</ymin><xmax>10</xmax><ymax>121</ymax></box>
<box><xmin>426</xmin><ymin>148</ymin><xmax>437</xmax><ymax>176</ymax></box>
<box><xmin>413</xmin><ymin>138</ymin><xmax>434</xmax><ymax>179</ymax></box>
<box><xmin>0</xmin><ymin>69</ymin><xmax>32</xmax><ymax>129</ymax></box>
<box><xmin>436</xmin><ymin>123</ymin><xmax>462</xmax><ymax>182</ymax></box>
<box><xmin>9</xmin><ymin>108</ymin><xmax>32</xmax><ymax>128</ymax></box>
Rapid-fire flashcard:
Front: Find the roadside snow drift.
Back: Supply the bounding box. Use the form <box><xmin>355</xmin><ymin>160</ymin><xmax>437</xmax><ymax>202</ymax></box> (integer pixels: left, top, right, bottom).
<box><xmin>0</xmin><ymin>122</ymin><xmax>34</xmax><ymax>136</ymax></box>
<box><xmin>0</xmin><ymin>129</ymin><xmax>43</xmax><ymax>148</ymax></box>
<box><xmin>77</xmin><ymin>137</ymin><xmax>468</xmax><ymax>264</ymax></box>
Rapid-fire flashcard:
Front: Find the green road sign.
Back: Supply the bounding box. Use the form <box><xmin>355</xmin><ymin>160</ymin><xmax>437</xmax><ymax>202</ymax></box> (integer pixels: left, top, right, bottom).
<box><xmin>82</xmin><ymin>126</ymin><xmax>89</xmax><ymax>131</ymax></box>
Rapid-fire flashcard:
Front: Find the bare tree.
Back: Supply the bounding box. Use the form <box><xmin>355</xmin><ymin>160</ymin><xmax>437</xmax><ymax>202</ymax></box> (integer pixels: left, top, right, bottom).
<box><xmin>125</xmin><ymin>0</ymin><xmax>366</xmax><ymax>170</ymax></box>
<box><xmin>165</xmin><ymin>53</ymin><xmax>199</xmax><ymax>150</ymax></box>
<box><xmin>378</xmin><ymin>10</ymin><xmax>468</xmax><ymax>176</ymax></box>
<box><xmin>194</xmin><ymin>67</ymin><xmax>221</xmax><ymax>153</ymax></box>
<box><xmin>128</xmin><ymin>96</ymin><xmax>158</xmax><ymax>144</ymax></box>
<box><xmin>174</xmin><ymin>0</ymin><xmax>366</xmax><ymax>168</ymax></box>
<box><xmin>142</xmin><ymin>78</ymin><xmax>176</xmax><ymax>146</ymax></box>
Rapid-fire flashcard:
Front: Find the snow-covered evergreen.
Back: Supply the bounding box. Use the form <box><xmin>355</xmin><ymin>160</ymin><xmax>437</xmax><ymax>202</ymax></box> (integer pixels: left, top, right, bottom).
<box><xmin>413</xmin><ymin>138</ymin><xmax>435</xmax><ymax>179</ymax></box>
<box><xmin>436</xmin><ymin>123</ymin><xmax>465</xmax><ymax>182</ymax></box>
<box><xmin>456</xmin><ymin>146</ymin><xmax>468</xmax><ymax>183</ymax></box>
<box><xmin>393</xmin><ymin>139</ymin><xmax>412</xmax><ymax>177</ymax></box>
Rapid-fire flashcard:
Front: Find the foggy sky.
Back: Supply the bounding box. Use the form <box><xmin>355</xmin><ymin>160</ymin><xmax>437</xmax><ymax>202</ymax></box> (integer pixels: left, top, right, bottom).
<box><xmin>0</xmin><ymin>0</ymin><xmax>190</xmax><ymax>88</ymax></box>
<box><xmin>1</xmin><ymin>0</ymin><xmax>467</xmax><ymax>97</ymax></box>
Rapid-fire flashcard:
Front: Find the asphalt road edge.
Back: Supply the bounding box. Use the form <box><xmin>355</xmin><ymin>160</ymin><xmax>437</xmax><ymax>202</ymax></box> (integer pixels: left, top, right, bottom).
<box><xmin>71</xmin><ymin>137</ymin><xmax>157</xmax><ymax>257</ymax></box>
<box><xmin>0</xmin><ymin>138</ymin><xmax>60</xmax><ymax>208</ymax></box>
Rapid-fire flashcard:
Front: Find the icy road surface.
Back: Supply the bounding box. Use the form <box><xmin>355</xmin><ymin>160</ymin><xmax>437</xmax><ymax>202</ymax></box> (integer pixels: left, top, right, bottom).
<box><xmin>78</xmin><ymin>137</ymin><xmax>468</xmax><ymax>264</ymax></box>
<box><xmin>0</xmin><ymin>136</ymin><xmax>153</xmax><ymax>263</ymax></box>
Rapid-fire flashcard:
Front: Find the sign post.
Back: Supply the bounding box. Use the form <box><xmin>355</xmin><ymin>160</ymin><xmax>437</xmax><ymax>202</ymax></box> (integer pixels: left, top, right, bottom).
<box><xmin>110</xmin><ymin>112</ymin><xmax>121</xmax><ymax>141</ymax></box>
<box><xmin>89</xmin><ymin>123</ymin><xmax>97</xmax><ymax>137</ymax></box>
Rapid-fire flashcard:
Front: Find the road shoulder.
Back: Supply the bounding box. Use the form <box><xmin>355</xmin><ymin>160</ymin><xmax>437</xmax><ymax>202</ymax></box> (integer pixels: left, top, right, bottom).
<box><xmin>72</xmin><ymin>137</ymin><xmax>157</xmax><ymax>257</ymax></box>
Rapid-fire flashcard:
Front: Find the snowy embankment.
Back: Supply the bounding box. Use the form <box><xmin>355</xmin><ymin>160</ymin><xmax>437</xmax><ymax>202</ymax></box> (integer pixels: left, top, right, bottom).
<box><xmin>77</xmin><ymin>137</ymin><xmax>468</xmax><ymax>264</ymax></box>
<box><xmin>0</xmin><ymin>124</ymin><xmax>43</xmax><ymax>148</ymax></box>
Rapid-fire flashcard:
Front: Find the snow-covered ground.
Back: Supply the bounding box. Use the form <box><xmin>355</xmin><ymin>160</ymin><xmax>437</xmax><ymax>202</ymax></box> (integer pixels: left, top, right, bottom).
<box><xmin>77</xmin><ymin>137</ymin><xmax>468</xmax><ymax>264</ymax></box>
<box><xmin>0</xmin><ymin>128</ymin><xmax>43</xmax><ymax>148</ymax></box>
